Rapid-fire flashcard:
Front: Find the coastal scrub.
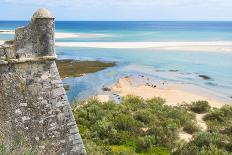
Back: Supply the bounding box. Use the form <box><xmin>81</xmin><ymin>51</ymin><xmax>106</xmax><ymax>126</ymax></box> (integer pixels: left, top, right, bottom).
<box><xmin>73</xmin><ymin>96</ymin><xmax>232</xmax><ymax>155</ymax></box>
<box><xmin>72</xmin><ymin>95</ymin><xmax>197</xmax><ymax>154</ymax></box>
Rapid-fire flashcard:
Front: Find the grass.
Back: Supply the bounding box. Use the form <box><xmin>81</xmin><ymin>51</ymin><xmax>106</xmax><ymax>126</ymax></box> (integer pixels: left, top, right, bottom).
<box><xmin>56</xmin><ymin>59</ymin><xmax>116</xmax><ymax>79</ymax></box>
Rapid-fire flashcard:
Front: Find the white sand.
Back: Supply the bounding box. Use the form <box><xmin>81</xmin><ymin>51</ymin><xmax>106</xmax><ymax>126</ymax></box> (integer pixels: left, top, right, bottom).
<box><xmin>55</xmin><ymin>32</ymin><xmax>80</xmax><ymax>39</ymax></box>
<box><xmin>100</xmin><ymin>77</ymin><xmax>229</xmax><ymax>108</ymax></box>
<box><xmin>0</xmin><ymin>30</ymin><xmax>80</xmax><ymax>39</ymax></box>
<box><xmin>0</xmin><ymin>30</ymin><xmax>14</xmax><ymax>34</ymax></box>
<box><xmin>1</xmin><ymin>29</ymin><xmax>232</xmax><ymax>53</ymax></box>
<box><xmin>93</xmin><ymin>95</ymin><xmax>110</xmax><ymax>102</ymax></box>
<box><xmin>196</xmin><ymin>114</ymin><xmax>207</xmax><ymax>131</ymax></box>
<box><xmin>179</xmin><ymin>131</ymin><xmax>193</xmax><ymax>142</ymax></box>
<box><xmin>55</xmin><ymin>41</ymin><xmax>232</xmax><ymax>53</ymax></box>
<box><xmin>0</xmin><ymin>40</ymin><xmax>4</xmax><ymax>45</ymax></box>
<box><xmin>2</xmin><ymin>40</ymin><xmax>232</xmax><ymax>53</ymax></box>
<box><xmin>0</xmin><ymin>30</ymin><xmax>110</xmax><ymax>39</ymax></box>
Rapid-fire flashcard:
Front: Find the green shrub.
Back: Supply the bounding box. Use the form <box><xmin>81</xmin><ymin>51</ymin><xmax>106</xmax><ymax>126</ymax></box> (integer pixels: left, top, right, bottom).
<box><xmin>135</xmin><ymin>136</ymin><xmax>153</xmax><ymax>153</ymax></box>
<box><xmin>200</xmin><ymin>144</ymin><xmax>231</xmax><ymax>155</ymax></box>
<box><xmin>173</xmin><ymin>132</ymin><xmax>231</xmax><ymax>155</ymax></box>
<box><xmin>204</xmin><ymin>105</ymin><xmax>232</xmax><ymax>122</ymax></box>
<box><xmin>203</xmin><ymin>105</ymin><xmax>232</xmax><ymax>152</ymax></box>
<box><xmin>73</xmin><ymin>96</ymin><xmax>197</xmax><ymax>154</ymax></box>
<box><xmin>114</xmin><ymin>114</ymin><xmax>142</xmax><ymax>132</ymax></box>
<box><xmin>203</xmin><ymin>105</ymin><xmax>232</xmax><ymax>134</ymax></box>
<box><xmin>183</xmin><ymin>121</ymin><xmax>200</xmax><ymax>134</ymax></box>
<box><xmin>189</xmin><ymin>101</ymin><xmax>211</xmax><ymax>114</ymax></box>
<box><xmin>134</xmin><ymin>110</ymin><xmax>154</xmax><ymax>125</ymax></box>
<box><xmin>73</xmin><ymin>96</ymin><xmax>232</xmax><ymax>154</ymax></box>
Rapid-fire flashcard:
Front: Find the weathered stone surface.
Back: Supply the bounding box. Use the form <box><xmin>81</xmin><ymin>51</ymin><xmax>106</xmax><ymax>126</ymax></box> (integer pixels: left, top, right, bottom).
<box><xmin>0</xmin><ymin>8</ymin><xmax>86</xmax><ymax>155</ymax></box>
<box><xmin>32</xmin><ymin>8</ymin><xmax>55</xmax><ymax>19</ymax></box>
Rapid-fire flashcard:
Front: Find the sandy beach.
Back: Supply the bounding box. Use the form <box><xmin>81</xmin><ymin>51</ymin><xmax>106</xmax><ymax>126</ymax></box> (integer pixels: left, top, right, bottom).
<box><xmin>96</xmin><ymin>76</ymin><xmax>230</xmax><ymax>108</ymax></box>
<box><xmin>56</xmin><ymin>41</ymin><xmax>232</xmax><ymax>53</ymax></box>
<box><xmin>0</xmin><ymin>30</ymin><xmax>80</xmax><ymax>39</ymax></box>
<box><xmin>0</xmin><ymin>30</ymin><xmax>14</xmax><ymax>34</ymax></box>
<box><xmin>0</xmin><ymin>30</ymin><xmax>110</xmax><ymax>39</ymax></box>
<box><xmin>55</xmin><ymin>32</ymin><xmax>110</xmax><ymax>39</ymax></box>
<box><xmin>1</xmin><ymin>30</ymin><xmax>232</xmax><ymax>53</ymax></box>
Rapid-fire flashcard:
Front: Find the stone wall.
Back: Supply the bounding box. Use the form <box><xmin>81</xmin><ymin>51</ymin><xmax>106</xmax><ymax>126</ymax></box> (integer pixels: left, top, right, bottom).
<box><xmin>0</xmin><ymin>8</ymin><xmax>86</xmax><ymax>155</ymax></box>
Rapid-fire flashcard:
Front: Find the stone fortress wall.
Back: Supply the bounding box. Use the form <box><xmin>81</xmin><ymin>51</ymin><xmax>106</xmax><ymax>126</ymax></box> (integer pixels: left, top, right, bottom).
<box><xmin>0</xmin><ymin>8</ymin><xmax>86</xmax><ymax>155</ymax></box>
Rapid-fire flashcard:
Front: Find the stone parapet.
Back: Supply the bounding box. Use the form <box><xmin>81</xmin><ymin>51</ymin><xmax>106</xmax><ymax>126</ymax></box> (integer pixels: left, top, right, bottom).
<box><xmin>0</xmin><ymin>8</ymin><xmax>86</xmax><ymax>155</ymax></box>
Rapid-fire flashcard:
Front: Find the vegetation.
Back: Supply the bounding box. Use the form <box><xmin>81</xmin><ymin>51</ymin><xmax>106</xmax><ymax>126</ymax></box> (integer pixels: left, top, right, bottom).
<box><xmin>173</xmin><ymin>132</ymin><xmax>231</xmax><ymax>155</ymax></box>
<box><xmin>175</xmin><ymin>105</ymin><xmax>232</xmax><ymax>155</ymax></box>
<box><xmin>73</xmin><ymin>95</ymin><xmax>198</xmax><ymax>154</ymax></box>
<box><xmin>189</xmin><ymin>101</ymin><xmax>211</xmax><ymax>114</ymax></box>
<box><xmin>56</xmin><ymin>59</ymin><xmax>116</xmax><ymax>79</ymax></box>
<box><xmin>73</xmin><ymin>96</ymin><xmax>232</xmax><ymax>155</ymax></box>
<box><xmin>1</xmin><ymin>96</ymin><xmax>230</xmax><ymax>154</ymax></box>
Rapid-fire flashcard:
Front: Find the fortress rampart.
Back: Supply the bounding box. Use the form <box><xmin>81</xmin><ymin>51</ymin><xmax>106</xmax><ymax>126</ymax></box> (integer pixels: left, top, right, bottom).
<box><xmin>0</xmin><ymin>8</ymin><xmax>86</xmax><ymax>155</ymax></box>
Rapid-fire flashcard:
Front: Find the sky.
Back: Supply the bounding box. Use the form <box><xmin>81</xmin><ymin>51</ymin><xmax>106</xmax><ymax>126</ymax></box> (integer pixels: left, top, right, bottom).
<box><xmin>0</xmin><ymin>0</ymin><xmax>232</xmax><ymax>21</ymax></box>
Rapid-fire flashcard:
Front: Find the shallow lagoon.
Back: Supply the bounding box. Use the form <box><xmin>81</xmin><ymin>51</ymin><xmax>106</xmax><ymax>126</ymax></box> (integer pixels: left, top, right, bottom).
<box><xmin>1</xmin><ymin>21</ymin><xmax>232</xmax><ymax>103</ymax></box>
<box><xmin>57</xmin><ymin>47</ymin><xmax>232</xmax><ymax>102</ymax></box>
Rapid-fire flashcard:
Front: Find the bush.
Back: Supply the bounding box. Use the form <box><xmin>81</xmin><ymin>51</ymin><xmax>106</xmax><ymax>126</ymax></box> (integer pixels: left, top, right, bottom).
<box><xmin>73</xmin><ymin>96</ymin><xmax>232</xmax><ymax>154</ymax></box>
<box><xmin>203</xmin><ymin>105</ymin><xmax>232</xmax><ymax>152</ymax></box>
<box><xmin>135</xmin><ymin>136</ymin><xmax>153</xmax><ymax>153</ymax></box>
<box><xmin>73</xmin><ymin>96</ymin><xmax>196</xmax><ymax>154</ymax></box>
<box><xmin>200</xmin><ymin>144</ymin><xmax>231</xmax><ymax>155</ymax></box>
<box><xmin>134</xmin><ymin>110</ymin><xmax>154</xmax><ymax>124</ymax></box>
<box><xmin>189</xmin><ymin>101</ymin><xmax>211</xmax><ymax>114</ymax></box>
<box><xmin>114</xmin><ymin>114</ymin><xmax>142</xmax><ymax>132</ymax></box>
<box><xmin>183</xmin><ymin>121</ymin><xmax>200</xmax><ymax>134</ymax></box>
<box><xmin>203</xmin><ymin>105</ymin><xmax>232</xmax><ymax>134</ymax></box>
<box><xmin>173</xmin><ymin>132</ymin><xmax>231</xmax><ymax>155</ymax></box>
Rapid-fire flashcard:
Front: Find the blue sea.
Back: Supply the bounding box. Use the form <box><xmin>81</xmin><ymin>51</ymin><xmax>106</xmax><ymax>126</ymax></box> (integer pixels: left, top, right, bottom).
<box><xmin>1</xmin><ymin>21</ymin><xmax>232</xmax><ymax>103</ymax></box>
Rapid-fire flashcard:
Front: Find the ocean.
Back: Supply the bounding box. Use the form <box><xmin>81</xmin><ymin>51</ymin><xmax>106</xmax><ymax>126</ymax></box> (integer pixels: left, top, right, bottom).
<box><xmin>1</xmin><ymin>21</ymin><xmax>232</xmax><ymax>103</ymax></box>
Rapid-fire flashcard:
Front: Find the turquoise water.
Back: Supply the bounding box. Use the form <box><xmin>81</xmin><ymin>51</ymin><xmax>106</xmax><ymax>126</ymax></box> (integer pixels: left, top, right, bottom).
<box><xmin>1</xmin><ymin>21</ymin><xmax>232</xmax><ymax>102</ymax></box>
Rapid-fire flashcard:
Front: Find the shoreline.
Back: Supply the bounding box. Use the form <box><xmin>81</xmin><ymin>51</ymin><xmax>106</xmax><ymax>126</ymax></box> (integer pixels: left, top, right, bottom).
<box><xmin>95</xmin><ymin>76</ymin><xmax>231</xmax><ymax>108</ymax></box>
<box><xmin>0</xmin><ymin>30</ymin><xmax>110</xmax><ymax>39</ymax></box>
<box><xmin>1</xmin><ymin>30</ymin><xmax>232</xmax><ymax>53</ymax></box>
<box><xmin>56</xmin><ymin>41</ymin><xmax>232</xmax><ymax>53</ymax></box>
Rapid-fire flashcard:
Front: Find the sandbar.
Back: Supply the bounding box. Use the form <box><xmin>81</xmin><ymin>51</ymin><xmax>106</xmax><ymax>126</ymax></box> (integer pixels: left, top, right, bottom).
<box><xmin>56</xmin><ymin>41</ymin><xmax>232</xmax><ymax>53</ymax></box>
<box><xmin>96</xmin><ymin>77</ymin><xmax>230</xmax><ymax>108</ymax></box>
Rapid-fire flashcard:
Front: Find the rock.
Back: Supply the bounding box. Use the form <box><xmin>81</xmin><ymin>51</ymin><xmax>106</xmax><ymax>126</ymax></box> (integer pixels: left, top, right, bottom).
<box><xmin>102</xmin><ymin>87</ymin><xmax>111</xmax><ymax>91</ymax></box>
<box><xmin>63</xmin><ymin>84</ymin><xmax>70</xmax><ymax>91</ymax></box>
<box><xmin>199</xmin><ymin>75</ymin><xmax>211</xmax><ymax>80</ymax></box>
<box><xmin>169</xmin><ymin>69</ymin><xmax>179</xmax><ymax>72</ymax></box>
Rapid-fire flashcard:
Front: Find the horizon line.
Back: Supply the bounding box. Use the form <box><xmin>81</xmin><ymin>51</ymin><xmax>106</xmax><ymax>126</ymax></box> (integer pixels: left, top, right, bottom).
<box><xmin>0</xmin><ymin>20</ymin><xmax>232</xmax><ymax>22</ymax></box>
